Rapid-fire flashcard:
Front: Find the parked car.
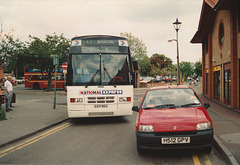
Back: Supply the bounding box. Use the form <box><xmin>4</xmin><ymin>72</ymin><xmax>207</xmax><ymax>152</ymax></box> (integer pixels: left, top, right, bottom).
<box><xmin>153</xmin><ymin>76</ymin><xmax>162</xmax><ymax>82</ymax></box>
<box><xmin>132</xmin><ymin>85</ymin><xmax>213</xmax><ymax>154</ymax></box>
<box><xmin>140</xmin><ymin>77</ymin><xmax>154</xmax><ymax>83</ymax></box>
<box><xmin>172</xmin><ymin>76</ymin><xmax>177</xmax><ymax>81</ymax></box>
<box><xmin>164</xmin><ymin>76</ymin><xmax>173</xmax><ymax>82</ymax></box>
<box><xmin>16</xmin><ymin>77</ymin><xmax>25</xmax><ymax>84</ymax></box>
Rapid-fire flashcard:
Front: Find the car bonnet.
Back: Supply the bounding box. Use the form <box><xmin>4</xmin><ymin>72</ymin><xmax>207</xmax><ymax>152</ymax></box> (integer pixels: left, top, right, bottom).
<box><xmin>139</xmin><ymin>107</ymin><xmax>210</xmax><ymax>132</ymax></box>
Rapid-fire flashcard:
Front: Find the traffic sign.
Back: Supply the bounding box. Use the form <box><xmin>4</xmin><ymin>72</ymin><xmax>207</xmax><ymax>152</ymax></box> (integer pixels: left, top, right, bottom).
<box><xmin>62</xmin><ymin>63</ymin><xmax>67</xmax><ymax>70</ymax></box>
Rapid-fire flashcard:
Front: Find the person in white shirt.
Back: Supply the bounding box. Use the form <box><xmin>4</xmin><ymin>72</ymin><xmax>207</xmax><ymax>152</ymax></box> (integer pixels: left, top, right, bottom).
<box><xmin>76</xmin><ymin>63</ymin><xmax>90</xmax><ymax>82</ymax></box>
<box><xmin>4</xmin><ymin>76</ymin><xmax>13</xmax><ymax>111</ymax></box>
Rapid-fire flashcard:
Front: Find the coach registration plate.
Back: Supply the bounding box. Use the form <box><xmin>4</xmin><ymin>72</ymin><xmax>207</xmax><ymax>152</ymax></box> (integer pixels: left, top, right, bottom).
<box><xmin>161</xmin><ymin>137</ymin><xmax>190</xmax><ymax>144</ymax></box>
<box><xmin>94</xmin><ymin>105</ymin><xmax>108</xmax><ymax>108</ymax></box>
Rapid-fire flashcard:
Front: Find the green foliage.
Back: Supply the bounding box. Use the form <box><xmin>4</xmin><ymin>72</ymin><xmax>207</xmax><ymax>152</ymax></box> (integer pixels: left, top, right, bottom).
<box><xmin>180</xmin><ymin>61</ymin><xmax>194</xmax><ymax>81</ymax></box>
<box><xmin>194</xmin><ymin>60</ymin><xmax>202</xmax><ymax>77</ymax></box>
<box><xmin>44</xmin><ymin>88</ymin><xmax>54</xmax><ymax>92</ymax></box>
<box><xmin>0</xmin><ymin>107</ymin><xmax>6</xmax><ymax>120</ymax></box>
<box><xmin>120</xmin><ymin>32</ymin><xmax>149</xmax><ymax>76</ymax></box>
<box><xmin>26</xmin><ymin>33</ymin><xmax>70</xmax><ymax>70</ymax></box>
<box><xmin>0</xmin><ymin>30</ymin><xmax>26</xmax><ymax>75</ymax></box>
<box><xmin>26</xmin><ymin>33</ymin><xmax>70</xmax><ymax>89</ymax></box>
<box><xmin>148</xmin><ymin>54</ymin><xmax>175</xmax><ymax>77</ymax></box>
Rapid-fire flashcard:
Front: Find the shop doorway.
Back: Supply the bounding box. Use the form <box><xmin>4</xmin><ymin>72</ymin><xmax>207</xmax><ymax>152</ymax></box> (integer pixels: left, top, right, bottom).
<box><xmin>206</xmin><ymin>73</ymin><xmax>208</xmax><ymax>94</ymax></box>
<box><xmin>214</xmin><ymin>71</ymin><xmax>220</xmax><ymax>101</ymax></box>
<box><xmin>224</xmin><ymin>63</ymin><xmax>231</xmax><ymax>105</ymax></box>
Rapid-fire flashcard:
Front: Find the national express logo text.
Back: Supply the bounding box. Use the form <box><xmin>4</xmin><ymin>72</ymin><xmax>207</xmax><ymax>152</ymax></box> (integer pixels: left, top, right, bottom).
<box><xmin>80</xmin><ymin>90</ymin><xmax>123</xmax><ymax>95</ymax></box>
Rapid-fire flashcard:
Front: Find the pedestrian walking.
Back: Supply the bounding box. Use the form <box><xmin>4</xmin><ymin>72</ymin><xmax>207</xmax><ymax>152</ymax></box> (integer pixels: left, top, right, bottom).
<box><xmin>194</xmin><ymin>79</ymin><xmax>197</xmax><ymax>86</ymax></box>
<box><xmin>4</xmin><ymin>76</ymin><xmax>13</xmax><ymax>111</ymax></box>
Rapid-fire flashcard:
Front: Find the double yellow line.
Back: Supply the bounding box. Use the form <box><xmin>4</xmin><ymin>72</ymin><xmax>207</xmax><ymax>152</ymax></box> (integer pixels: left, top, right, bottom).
<box><xmin>192</xmin><ymin>154</ymin><xmax>212</xmax><ymax>165</ymax></box>
<box><xmin>0</xmin><ymin>122</ymin><xmax>71</xmax><ymax>158</ymax></box>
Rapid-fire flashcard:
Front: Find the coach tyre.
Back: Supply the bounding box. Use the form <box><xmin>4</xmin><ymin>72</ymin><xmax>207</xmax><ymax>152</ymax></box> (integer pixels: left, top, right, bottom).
<box><xmin>33</xmin><ymin>83</ymin><xmax>40</xmax><ymax>89</ymax></box>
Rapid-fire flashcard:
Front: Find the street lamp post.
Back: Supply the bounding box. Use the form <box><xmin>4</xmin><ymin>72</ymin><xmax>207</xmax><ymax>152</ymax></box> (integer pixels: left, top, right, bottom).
<box><xmin>51</xmin><ymin>55</ymin><xmax>59</xmax><ymax>109</ymax></box>
<box><xmin>173</xmin><ymin>18</ymin><xmax>182</xmax><ymax>85</ymax></box>
<box><xmin>169</xmin><ymin>60</ymin><xmax>172</xmax><ymax>85</ymax></box>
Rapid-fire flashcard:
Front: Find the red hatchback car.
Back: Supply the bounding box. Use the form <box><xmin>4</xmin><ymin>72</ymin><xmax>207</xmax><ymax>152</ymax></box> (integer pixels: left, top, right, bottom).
<box><xmin>132</xmin><ymin>85</ymin><xmax>213</xmax><ymax>154</ymax></box>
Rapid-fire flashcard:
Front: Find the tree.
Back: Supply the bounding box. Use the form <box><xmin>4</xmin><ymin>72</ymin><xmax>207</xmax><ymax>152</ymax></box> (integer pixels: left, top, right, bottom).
<box><xmin>120</xmin><ymin>32</ymin><xmax>149</xmax><ymax>76</ymax></box>
<box><xmin>180</xmin><ymin>61</ymin><xmax>194</xmax><ymax>81</ymax></box>
<box><xmin>148</xmin><ymin>54</ymin><xmax>176</xmax><ymax>77</ymax></box>
<box><xmin>194</xmin><ymin>61</ymin><xmax>202</xmax><ymax>78</ymax></box>
<box><xmin>0</xmin><ymin>28</ymin><xmax>26</xmax><ymax>77</ymax></box>
<box><xmin>26</xmin><ymin>33</ymin><xmax>70</xmax><ymax>89</ymax></box>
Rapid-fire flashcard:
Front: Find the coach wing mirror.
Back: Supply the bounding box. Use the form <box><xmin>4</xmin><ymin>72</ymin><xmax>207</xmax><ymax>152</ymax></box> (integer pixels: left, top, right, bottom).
<box><xmin>204</xmin><ymin>103</ymin><xmax>210</xmax><ymax>109</ymax></box>
<box><xmin>132</xmin><ymin>106</ymin><xmax>139</xmax><ymax>112</ymax></box>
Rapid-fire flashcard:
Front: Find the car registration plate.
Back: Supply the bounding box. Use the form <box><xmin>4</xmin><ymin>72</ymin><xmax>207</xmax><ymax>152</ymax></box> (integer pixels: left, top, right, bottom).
<box><xmin>161</xmin><ymin>137</ymin><xmax>190</xmax><ymax>144</ymax></box>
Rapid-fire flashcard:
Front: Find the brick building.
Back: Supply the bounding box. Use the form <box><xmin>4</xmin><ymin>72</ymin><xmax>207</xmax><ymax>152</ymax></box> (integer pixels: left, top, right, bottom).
<box><xmin>191</xmin><ymin>0</ymin><xmax>240</xmax><ymax>109</ymax></box>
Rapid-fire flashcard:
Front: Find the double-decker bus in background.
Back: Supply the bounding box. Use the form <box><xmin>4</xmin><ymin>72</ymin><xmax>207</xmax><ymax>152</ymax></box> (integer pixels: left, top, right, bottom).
<box><xmin>66</xmin><ymin>35</ymin><xmax>135</xmax><ymax>118</ymax></box>
<box><xmin>24</xmin><ymin>67</ymin><xmax>65</xmax><ymax>89</ymax></box>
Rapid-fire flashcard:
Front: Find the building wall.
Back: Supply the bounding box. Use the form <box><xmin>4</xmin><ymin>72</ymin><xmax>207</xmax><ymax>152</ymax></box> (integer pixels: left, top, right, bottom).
<box><xmin>212</xmin><ymin>10</ymin><xmax>231</xmax><ymax>66</ymax></box>
<box><xmin>203</xmin><ymin>9</ymin><xmax>239</xmax><ymax>109</ymax></box>
<box><xmin>212</xmin><ymin>10</ymin><xmax>231</xmax><ymax>103</ymax></box>
<box><xmin>238</xmin><ymin>15</ymin><xmax>240</xmax><ymax>108</ymax></box>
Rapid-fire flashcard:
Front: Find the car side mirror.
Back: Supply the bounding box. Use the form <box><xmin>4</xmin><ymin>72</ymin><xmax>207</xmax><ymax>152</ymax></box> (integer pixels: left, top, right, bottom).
<box><xmin>132</xmin><ymin>106</ymin><xmax>139</xmax><ymax>112</ymax></box>
<box><xmin>204</xmin><ymin>103</ymin><xmax>210</xmax><ymax>109</ymax></box>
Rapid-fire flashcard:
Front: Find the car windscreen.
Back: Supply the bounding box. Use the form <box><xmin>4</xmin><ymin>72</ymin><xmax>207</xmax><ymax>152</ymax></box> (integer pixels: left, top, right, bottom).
<box><xmin>141</xmin><ymin>88</ymin><xmax>202</xmax><ymax>109</ymax></box>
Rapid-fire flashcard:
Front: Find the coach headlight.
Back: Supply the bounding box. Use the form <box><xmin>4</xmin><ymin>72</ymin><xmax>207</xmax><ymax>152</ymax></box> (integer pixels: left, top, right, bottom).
<box><xmin>139</xmin><ymin>124</ymin><xmax>154</xmax><ymax>132</ymax></box>
<box><xmin>197</xmin><ymin>122</ymin><xmax>212</xmax><ymax>130</ymax></box>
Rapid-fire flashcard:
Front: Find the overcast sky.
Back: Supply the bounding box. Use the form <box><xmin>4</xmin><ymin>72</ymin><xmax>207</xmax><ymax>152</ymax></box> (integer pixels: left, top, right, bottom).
<box><xmin>0</xmin><ymin>0</ymin><xmax>203</xmax><ymax>64</ymax></box>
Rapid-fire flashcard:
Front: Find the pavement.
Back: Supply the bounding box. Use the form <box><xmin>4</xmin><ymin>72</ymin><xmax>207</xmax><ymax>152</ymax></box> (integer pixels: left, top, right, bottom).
<box><xmin>0</xmin><ymin>85</ymin><xmax>68</xmax><ymax>147</ymax></box>
<box><xmin>0</xmin><ymin>83</ymin><xmax>239</xmax><ymax>165</ymax></box>
<box><xmin>191</xmin><ymin>83</ymin><xmax>240</xmax><ymax>165</ymax></box>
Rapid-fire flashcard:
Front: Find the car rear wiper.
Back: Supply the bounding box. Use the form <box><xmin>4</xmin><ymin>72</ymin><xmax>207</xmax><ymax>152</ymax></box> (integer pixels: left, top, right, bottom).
<box><xmin>180</xmin><ymin>103</ymin><xmax>201</xmax><ymax>107</ymax></box>
<box><xmin>154</xmin><ymin>104</ymin><xmax>177</xmax><ymax>108</ymax></box>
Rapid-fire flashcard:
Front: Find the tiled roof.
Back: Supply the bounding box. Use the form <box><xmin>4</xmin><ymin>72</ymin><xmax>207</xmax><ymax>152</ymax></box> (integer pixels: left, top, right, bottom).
<box><xmin>191</xmin><ymin>0</ymin><xmax>239</xmax><ymax>43</ymax></box>
<box><xmin>205</xmin><ymin>0</ymin><xmax>219</xmax><ymax>8</ymax></box>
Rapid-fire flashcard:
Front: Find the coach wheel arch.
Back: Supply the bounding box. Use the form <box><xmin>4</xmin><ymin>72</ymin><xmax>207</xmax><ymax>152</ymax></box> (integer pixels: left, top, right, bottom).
<box><xmin>33</xmin><ymin>83</ymin><xmax>40</xmax><ymax>89</ymax></box>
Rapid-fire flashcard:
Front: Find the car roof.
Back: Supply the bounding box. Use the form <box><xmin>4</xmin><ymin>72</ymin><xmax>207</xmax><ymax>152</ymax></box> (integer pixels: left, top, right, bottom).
<box><xmin>148</xmin><ymin>85</ymin><xmax>191</xmax><ymax>91</ymax></box>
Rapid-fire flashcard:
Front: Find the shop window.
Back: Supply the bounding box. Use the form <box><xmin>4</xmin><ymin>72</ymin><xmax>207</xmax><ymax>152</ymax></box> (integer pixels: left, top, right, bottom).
<box><xmin>224</xmin><ymin>63</ymin><xmax>231</xmax><ymax>105</ymax></box>
<box><xmin>219</xmin><ymin>22</ymin><xmax>224</xmax><ymax>48</ymax></box>
<box><xmin>224</xmin><ymin>70</ymin><xmax>231</xmax><ymax>104</ymax></box>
